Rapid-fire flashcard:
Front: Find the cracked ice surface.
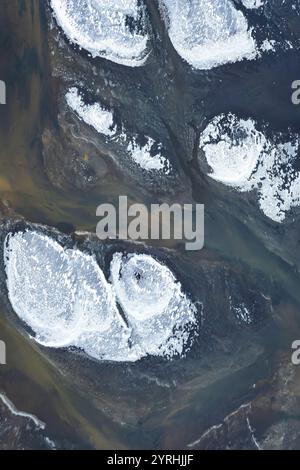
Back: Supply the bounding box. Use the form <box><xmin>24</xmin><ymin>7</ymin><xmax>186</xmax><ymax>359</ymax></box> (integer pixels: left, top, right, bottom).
<box><xmin>51</xmin><ymin>0</ymin><xmax>149</xmax><ymax>66</ymax></box>
<box><xmin>4</xmin><ymin>231</ymin><xmax>197</xmax><ymax>361</ymax></box>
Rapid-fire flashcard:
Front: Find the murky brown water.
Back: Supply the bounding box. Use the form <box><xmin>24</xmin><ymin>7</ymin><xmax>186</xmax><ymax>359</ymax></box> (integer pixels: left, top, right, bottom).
<box><xmin>1</xmin><ymin>0</ymin><xmax>300</xmax><ymax>450</ymax></box>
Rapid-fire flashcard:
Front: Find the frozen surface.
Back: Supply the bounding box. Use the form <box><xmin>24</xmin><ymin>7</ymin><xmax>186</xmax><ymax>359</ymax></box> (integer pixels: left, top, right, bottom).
<box><xmin>241</xmin><ymin>0</ymin><xmax>264</xmax><ymax>9</ymax></box>
<box><xmin>4</xmin><ymin>232</ymin><xmax>197</xmax><ymax>361</ymax></box>
<box><xmin>4</xmin><ymin>231</ymin><xmax>131</xmax><ymax>360</ymax></box>
<box><xmin>66</xmin><ymin>87</ymin><xmax>115</xmax><ymax>137</ymax></box>
<box><xmin>110</xmin><ymin>253</ymin><xmax>197</xmax><ymax>358</ymax></box>
<box><xmin>200</xmin><ymin>113</ymin><xmax>300</xmax><ymax>222</ymax></box>
<box><xmin>66</xmin><ymin>88</ymin><xmax>172</xmax><ymax>174</ymax></box>
<box><xmin>51</xmin><ymin>0</ymin><xmax>149</xmax><ymax>66</ymax></box>
<box><xmin>126</xmin><ymin>137</ymin><xmax>171</xmax><ymax>173</ymax></box>
<box><xmin>159</xmin><ymin>0</ymin><xmax>257</xmax><ymax>70</ymax></box>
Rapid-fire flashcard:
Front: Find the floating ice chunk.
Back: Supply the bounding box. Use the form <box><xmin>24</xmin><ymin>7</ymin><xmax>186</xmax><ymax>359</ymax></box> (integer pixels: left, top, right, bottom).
<box><xmin>199</xmin><ymin>114</ymin><xmax>264</xmax><ymax>185</ymax></box>
<box><xmin>4</xmin><ymin>231</ymin><xmax>130</xmax><ymax>360</ymax></box>
<box><xmin>126</xmin><ymin>137</ymin><xmax>171</xmax><ymax>174</ymax></box>
<box><xmin>66</xmin><ymin>87</ymin><xmax>115</xmax><ymax>137</ymax></box>
<box><xmin>51</xmin><ymin>0</ymin><xmax>149</xmax><ymax>66</ymax></box>
<box><xmin>110</xmin><ymin>253</ymin><xmax>197</xmax><ymax>358</ymax></box>
<box><xmin>260</xmin><ymin>39</ymin><xmax>276</xmax><ymax>53</ymax></box>
<box><xmin>66</xmin><ymin>88</ymin><xmax>172</xmax><ymax>175</ymax></box>
<box><xmin>159</xmin><ymin>0</ymin><xmax>257</xmax><ymax>70</ymax></box>
<box><xmin>241</xmin><ymin>0</ymin><xmax>264</xmax><ymax>9</ymax></box>
<box><xmin>4</xmin><ymin>232</ymin><xmax>197</xmax><ymax>361</ymax></box>
<box><xmin>200</xmin><ymin>113</ymin><xmax>300</xmax><ymax>222</ymax></box>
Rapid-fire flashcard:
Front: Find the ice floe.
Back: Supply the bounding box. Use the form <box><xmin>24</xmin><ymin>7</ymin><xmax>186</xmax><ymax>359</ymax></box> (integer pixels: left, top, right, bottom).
<box><xmin>50</xmin><ymin>0</ymin><xmax>149</xmax><ymax>66</ymax></box>
<box><xmin>4</xmin><ymin>231</ymin><xmax>197</xmax><ymax>361</ymax></box>
<box><xmin>126</xmin><ymin>137</ymin><xmax>171</xmax><ymax>173</ymax></box>
<box><xmin>4</xmin><ymin>231</ymin><xmax>131</xmax><ymax>360</ymax></box>
<box><xmin>158</xmin><ymin>0</ymin><xmax>257</xmax><ymax>70</ymax></box>
<box><xmin>110</xmin><ymin>253</ymin><xmax>197</xmax><ymax>357</ymax></box>
<box><xmin>199</xmin><ymin>113</ymin><xmax>300</xmax><ymax>222</ymax></box>
<box><xmin>66</xmin><ymin>87</ymin><xmax>172</xmax><ymax>174</ymax></box>
<box><xmin>241</xmin><ymin>0</ymin><xmax>264</xmax><ymax>9</ymax></box>
<box><xmin>66</xmin><ymin>87</ymin><xmax>115</xmax><ymax>137</ymax></box>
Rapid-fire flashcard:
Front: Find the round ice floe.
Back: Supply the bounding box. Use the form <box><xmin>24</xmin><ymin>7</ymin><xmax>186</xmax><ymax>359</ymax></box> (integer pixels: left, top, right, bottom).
<box><xmin>66</xmin><ymin>87</ymin><xmax>115</xmax><ymax>137</ymax></box>
<box><xmin>200</xmin><ymin>113</ymin><xmax>300</xmax><ymax>223</ymax></box>
<box><xmin>110</xmin><ymin>253</ymin><xmax>197</xmax><ymax>357</ymax></box>
<box><xmin>4</xmin><ymin>231</ymin><xmax>130</xmax><ymax>360</ymax></box>
<box><xmin>126</xmin><ymin>137</ymin><xmax>171</xmax><ymax>174</ymax></box>
<box><xmin>51</xmin><ymin>0</ymin><xmax>149</xmax><ymax>66</ymax></box>
<box><xmin>159</xmin><ymin>0</ymin><xmax>257</xmax><ymax>70</ymax></box>
<box><xmin>199</xmin><ymin>113</ymin><xmax>265</xmax><ymax>185</ymax></box>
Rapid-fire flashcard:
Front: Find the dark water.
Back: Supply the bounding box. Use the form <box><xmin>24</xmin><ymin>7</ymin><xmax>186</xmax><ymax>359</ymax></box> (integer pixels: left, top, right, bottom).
<box><xmin>1</xmin><ymin>0</ymin><xmax>300</xmax><ymax>450</ymax></box>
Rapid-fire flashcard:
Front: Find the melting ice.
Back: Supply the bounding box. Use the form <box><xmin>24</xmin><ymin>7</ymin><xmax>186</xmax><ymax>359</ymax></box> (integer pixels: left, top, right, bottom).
<box><xmin>4</xmin><ymin>231</ymin><xmax>131</xmax><ymax>361</ymax></box>
<box><xmin>158</xmin><ymin>0</ymin><xmax>257</xmax><ymax>70</ymax></box>
<box><xmin>66</xmin><ymin>87</ymin><xmax>172</xmax><ymax>174</ymax></box>
<box><xmin>110</xmin><ymin>253</ymin><xmax>197</xmax><ymax>358</ymax></box>
<box><xmin>199</xmin><ymin>113</ymin><xmax>300</xmax><ymax>222</ymax></box>
<box><xmin>241</xmin><ymin>0</ymin><xmax>264</xmax><ymax>9</ymax></box>
<box><xmin>4</xmin><ymin>231</ymin><xmax>196</xmax><ymax>361</ymax></box>
<box><xmin>51</xmin><ymin>0</ymin><xmax>149</xmax><ymax>66</ymax></box>
<box><xmin>66</xmin><ymin>87</ymin><xmax>115</xmax><ymax>137</ymax></box>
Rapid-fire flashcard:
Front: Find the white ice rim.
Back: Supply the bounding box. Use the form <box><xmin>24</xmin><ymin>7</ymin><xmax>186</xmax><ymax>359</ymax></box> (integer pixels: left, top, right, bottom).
<box><xmin>4</xmin><ymin>230</ymin><xmax>197</xmax><ymax>361</ymax></box>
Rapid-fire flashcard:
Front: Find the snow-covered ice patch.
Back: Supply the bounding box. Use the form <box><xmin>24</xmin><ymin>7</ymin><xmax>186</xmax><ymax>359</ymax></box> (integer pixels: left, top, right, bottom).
<box><xmin>110</xmin><ymin>253</ymin><xmax>197</xmax><ymax>358</ymax></box>
<box><xmin>199</xmin><ymin>114</ymin><xmax>263</xmax><ymax>185</ymax></box>
<box><xmin>4</xmin><ymin>231</ymin><xmax>131</xmax><ymax>360</ymax></box>
<box><xmin>260</xmin><ymin>39</ymin><xmax>276</xmax><ymax>53</ymax></box>
<box><xmin>159</xmin><ymin>0</ymin><xmax>257</xmax><ymax>70</ymax></box>
<box><xmin>50</xmin><ymin>0</ymin><xmax>149</xmax><ymax>66</ymax></box>
<box><xmin>241</xmin><ymin>0</ymin><xmax>264</xmax><ymax>9</ymax></box>
<box><xmin>200</xmin><ymin>113</ymin><xmax>300</xmax><ymax>222</ymax></box>
<box><xmin>66</xmin><ymin>87</ymin><xmax>115</xmax><ymax>137</ymax></box>
<box><xmin>4</xmin><ymin>231</ymin><xmax>197</xmax><ymax>361</ymax></box>
<box><xmin>126</xmin><ymin>137</ymin><xmax>171</xmax><ymax>174</ymax></box>
<box><xmin>66</xmin><ymin>88</ymin><xmax>172</xmax><ymax>175</ymax></box>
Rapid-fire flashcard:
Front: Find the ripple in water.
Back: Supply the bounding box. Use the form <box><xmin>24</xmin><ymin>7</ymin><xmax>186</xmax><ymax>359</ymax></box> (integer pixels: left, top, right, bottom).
<box><xmin>50</xmin><ymin>0</ymin><xmax>150</xmax><ymax>66</ymax></box>
<box><xmin>4</xmin><ymin>231</ymin><xmax>197</xmax><ymax>361</ymax></box>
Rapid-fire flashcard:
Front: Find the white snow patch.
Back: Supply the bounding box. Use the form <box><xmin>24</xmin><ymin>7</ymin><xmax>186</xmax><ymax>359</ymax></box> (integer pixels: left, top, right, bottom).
<box><xmin>110</xmin><ymin>253</ymin><xmax>197</xmax><ymax>358</ymax></box>
<box><xmin>241</xmin><ymin>0</ymin><xmax>264</xmax><ymax>9</ymax></box>
<box><xmin>159</xmin><ymin>0</ymin><xmax>257</xmax><ymax>70</ymax></box>
<box><xmin>260</xmin><ymin>39</ymin><xmax>276</xmax><ymax>52</ymax></box>
<box><xmin>66</xmin><ymin>87</ymin><xmax>115</xmax><ymax>136</ymax></box>
<box><xmin>51</xmin><ymin>0</ymin><xmax>149</xmax><ymax>66</ymax></box>
<box><xmin>66</xmin><ymin>88</ymin><xmax>172</xmax><ymax>175</ymax></box>
<box><xmin>4</xmin><ymin>231</ymin><xmax>197</xmax><ymax>361</ymax></box>
<box><xmin>4</xmin><ymin>231</ymin><xmax>132</xmax><ymax>361</ymax></box>
<box><xmin>126</xmin><ymin>137</ymin><xmax>171</xmax><ymax>173</ymax></box>
<box><xmin>200</xmin><ymin>114</ymin><xmax>263</xmax><ymax>185</ymax></box>
<box><xmin>200</xmin><ymin>113</ymin><xmax>300</xmax><ymax>222</ymax></box>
